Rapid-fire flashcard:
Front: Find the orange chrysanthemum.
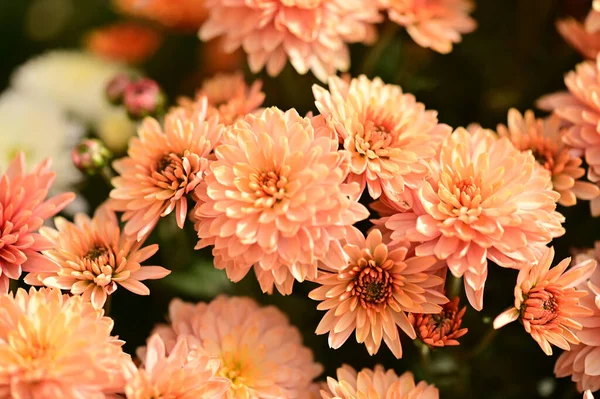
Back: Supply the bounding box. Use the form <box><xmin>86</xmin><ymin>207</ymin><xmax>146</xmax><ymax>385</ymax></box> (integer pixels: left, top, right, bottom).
<box><xmin>493</xmin><ymin>246</ymin><xmax>597</xmax><ymax>356</ymax></box>
<box><xmin>320</xmin><ymin>365</ymin><xmax>438</xmax><ymax>399</ymax></box>
<box><xmin>309</xmin><ymin>228</ymin><xmax>448</xmax><ymax>358</ymax></box>
<box><xmin>145</xmin><ymin>296</ymin><xmax>323</xmax><ymax>398</ymax></box>
<box><xmin>24</xmin><ymin>206</ymin><xmax>170</xmax><ymax>310</ymax></box>
<box><xmin>380</xmin><ymin>0</ymin><xmax>477</xmax><ymax>54</ymax></box>
<box><xmin>179</xmin><ymin>72</ymin><xmax>265</xmax><ymax>126</ymax></box>
<box><xmin>113</xmin><ymin>0</ymin><xmax>208</xmax><ymax>30</ymax></box>
<box><xmin>0</xmin><ymin>153</ymin><xmax>74</xmax><ymax>294</ymax></box>
<box><xmin>558</xmin><ymin>7</ymin><xmax>600</xmax><ymax>60</ymax></box>
<box><xmin>0</xmin><ymin>287</ymin><xmax>129</xmax><ymax>399</ymax></box>
<box><xmin>585</xmin><ymin>391</ymin><xmax>596</xmax><ymax>399</ymax></box>
<box><xmin>124</xmin><ymin>334</ymin><xmax>230</xmax><ymax>399</ymax></box>
<box><xmin>193</xmin><ymin>107</ymin><xmax>368</xmax><ymax>294</ymax></box>
<box><xmin>410</xmin><ymin>296</ymin><xmax>468</xmax><ymax>347</ymax></box>
<box><xmin>85</xmin><ymin>22</ymin><xmax>162</xmax><ymax>64</ymax></box>
<box><xmin>313</xmin><ymin>75</ymin><xmax>452</xmax><ymax>202</ymax></box>
<box><xmin>554</xmin><ymin>242</ymin><xmax>600</xmax><ymax>392</ymax></box>
<box><xmin>110</xmin><ymin>99</ymin><xmax>223</xmax><ymax>241</ymax></box>
<box><xmin>497</xmin><ymin>109</ymin><xmax>599</xmax><ymax>206</ymax></box>
<box><xmin>385</xmin><ymin>127</ymin><xmax>565</xmax><ymax>310</ymax></box>
<box><xmin>199</xmin><ymin>0</ymin><xmax>381</xmax><ymax>82</ymax></box>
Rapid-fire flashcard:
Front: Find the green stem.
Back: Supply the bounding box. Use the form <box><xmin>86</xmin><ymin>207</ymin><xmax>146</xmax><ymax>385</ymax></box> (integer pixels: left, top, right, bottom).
<box><xmin>361</xmin><ymin>21</ymin><xmax>400</xmax><ymax>76</ymax></box>
<box><xmin>447</xmin><ymin>274</ymin><xmax>463</xmax><ymax>298</ymax></box>
<box><xmin>468</xmin><ymin>327</ymin><xmax>497</xmax><ymax>359</ymax></box>
<box><xmin>418</xmin><ymin>341</ymin><xmax>431</xmax><ymax>377</ymax></box>
<box><xmin>100</xmin><ymin>166</ymin><xmax>115</xmax><ymax>188</ymax></box>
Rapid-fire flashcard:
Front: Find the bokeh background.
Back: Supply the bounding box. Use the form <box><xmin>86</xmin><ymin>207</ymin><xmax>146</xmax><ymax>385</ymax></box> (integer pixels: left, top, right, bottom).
<box><xmin>0</xmin><ymin>0</ymin><xmax>596</xmax><ymax>398</ymax></box>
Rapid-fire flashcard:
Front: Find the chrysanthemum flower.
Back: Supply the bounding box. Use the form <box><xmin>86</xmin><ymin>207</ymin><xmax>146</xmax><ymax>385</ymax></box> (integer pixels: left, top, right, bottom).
<box><xmin>124</xmin><ymin>334</ymin><xmax>230</xmax><ymax>399</ymax></box>
<box><xmin>320</xmin><ymin>364</ymin><xmax>438</xmax><ymax>399</ymax></box>
<box><xmin>110</xmin><ymin>99</ymin><xmax>223</xmax><ymax>241</ymax></box>
<box><xmin>384</xmin><ymin>127</ymin><xmax>565</xmax><ymax>310</ymax></box>
<box><xmin>493</xmin><ymin>246</ymin><xmax>597</xmax><ymax>356</ymax></box>
<box><xmin>199</xmin><ymin>0</ymin><xmax>381</xmax><ymax>82</ymax></box>
<box><xmin>193</xmin><ymin>107</ymin><xmax>369</xmax><ymax>294</ymax></box>
<box><xmin>410</xmin><ymin>296</ymin><xmax>468</xmax><ymax>347</ymax></box>
<box><xmin>313</xmin><ymin>75</ymin><xmax>452</xmax><ymax>202</ymax></box>
<box><xmin>497</xmin><ymin>109</ymin><xmax>599</xmax><ymax>206</ymax></box>
<box><xmin>585</xmin><ymin>391</ymin><xmax>595</xmax><ymax>399</ymax></box>
<box><xmin>113</xmin><ymin>0</ymin><xmax>208</xmax><ymax>30</ymax></box>
<box><xmin>24</xmin><ymin>206</ymin><xmax>170</xmax><ymax>310</ymax></box>
<box><xmin>145</xmin><ymin>296</ymin><xmax>323</xmax><ymax>398</ymax></box>
<box><xmin>86</xmin><ymin>22</ymin><xmax>162</xmax><ymax>64</ymax></box>
<box><xmin>309</xmin><ymin>228</ymin><xmax>447</xmax><ymax>358</ymax></box>
<box><xmin>557</xmin><ymin>8</ymin><xmax>600</xmax><ymax>60</ymax></box>
<box><xmin>179</xmin><ymin>72</ymin><xmax>265</xmax><ymax>126</ymax></box>
<box><xmin>554</xmin><ymin>242</ymin><xmax>600</xmax><ymax>392</ymax></box>
<box><xmin>0</xmin><ymin>153</ymin><xmax>74</xmax><ymax>294</ymax></box>
<box><xmin>537</xmin><ymin>57</ymin><xmax>600</xmax><ymax>185</ymax></box>
<box><xmin>379</xmin><ymin>0</ymin><xmax>477</xmax><ymax>54</ymax></box>
<box><xmin>0</xmin><ymin>287</ymin><xmax>129</xmax><ymax>398</ymax></box>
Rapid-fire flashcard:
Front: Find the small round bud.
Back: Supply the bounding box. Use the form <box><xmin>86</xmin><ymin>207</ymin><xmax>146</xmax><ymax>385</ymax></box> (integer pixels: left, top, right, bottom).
<box><xmin>72</xmin><ymin>138</ymin><xmax>113</xmax><ymax>175</ymax></box>
<box><xmin>105</xmin><ymin>73</ymin><xmax>132</xmax><ymax>105</ymax></box>
<box><xmin>123</xmin><ymin>78</ymin><xmax>165</xmax><ymax>119</ymax></box>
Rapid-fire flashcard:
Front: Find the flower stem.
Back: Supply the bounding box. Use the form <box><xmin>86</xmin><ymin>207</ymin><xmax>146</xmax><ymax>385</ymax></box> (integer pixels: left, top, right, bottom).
<box><xmin>468</xmin><ymin>327</ymin><xmax>497</xmax><ymax>359</ymax></box>
<box><xmin>447</xmin><ymin>274</ymin><xmax>463</xmax><ymax>298</ymax></box>
<box><xmin>418</xmin><ymin>341</ymin><xmax>431</xmax><ymax>377</ymax></box>
<box><xmin>361</xmin><ymin>21</ymin><xmax>400</xmax><ymax>76</ymax></box>
<box><xmin>100</xmin><ymin>166</ymin><xmax>115</xmax><ymax>188</ymax></box>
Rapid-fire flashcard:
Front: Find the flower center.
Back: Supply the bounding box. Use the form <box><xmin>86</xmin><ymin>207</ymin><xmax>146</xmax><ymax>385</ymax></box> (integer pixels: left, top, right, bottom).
<box><xmin>153</xmin><ymin>153</ymin><xmax>188</xmax><ymax>192</ymax></box>
<box><xmin>280</xmin><ymin>0</ymin><xmax>323</xmax><ymax>8</ymax></box>
<box><xmin>84</xmin><ymin>246</ymin><xmax>109</xmax><ymax>261</ymax></box>
<box><xmin>451</xmin><ymin>177</ymin><xmax>482</xmax><ymax>210</ymax></box>
<box><xmin>351</xmin><ymin>258</ymin><xmax>395</xmax><ymax>307</ymax></box>
<box><xmin>520</xmin><ymin>285</ymin><xmax>561</xmax><ymax>326</ymax></box>
<box><xmin>354</xmin><ymin>122</ymin><xmax>394</xmax><ymax>159</ymax></box>
<box><xmin>249</xmin><ymin>170</ymin><xmax>288</xmax><ymax>208</ymax></box>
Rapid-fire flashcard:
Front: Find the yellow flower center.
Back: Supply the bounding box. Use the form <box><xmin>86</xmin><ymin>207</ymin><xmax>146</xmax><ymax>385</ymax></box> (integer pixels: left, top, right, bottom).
<box><xmin>249</xmin><ymin>168</ymin><xmax>289</xmax><ymax>208</ymax></box>
<box><xmin>355</xmin><ymin>122</ymin><xmax>394</xmax><ymax>159</ymax></box>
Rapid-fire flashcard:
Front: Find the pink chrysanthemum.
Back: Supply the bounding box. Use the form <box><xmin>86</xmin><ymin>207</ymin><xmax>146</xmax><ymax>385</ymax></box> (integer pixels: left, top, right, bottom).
<box><xmin>384</xmin><ymin>127</ymin><xmax>565</xmax><ymax>310</ymax></box>
<box><xmin>554</xmin><ymin>243</ymin><xmax>600</xmax><ymax>392</ymax></box>
<box><xmin>110</xmin><ymin>99</ymin><xmax>223</xmax><ymax>241</ymax></box>
<box><xmin>0</xmin><ymin>287</ymin><xmax>129</xmax><ymax>399</ymax></box>
<box><xmin>497</xmin><ymin>109</ymin><xmax>599</xmax><ymax>206</ymax></box>
<box><xmin>493</xmin><ymin>246</ymin><xmax>597</xmax><ymax>356</ymax></box>
<box><xmin>0</xmin><ymin>153</ymin><xmax>74</xmax><ymax>294</ymax></box>
<box><xmin>145</xmin><ymin>296</ymin><xmax>323</xmax><ymax>399</ymax></box>
<box><xmin>193</xmin><ymin>107</ymin><xmax>369</xmax><ymax>294</ymax></box>
<box><xmin>379</xmin><ymin>0</ymin><xmax>477</xmax><ymax>54</ymax></box>
<box><xmin>557</xmin><ymin>8</ymin><xmax>600</xmax><ymax>60</ymax></box>
<box><xmin>179</xmin><ymin>72</ymin><xmax>265</xmax><ymax>127</ymax></box>
<box><xmin>24</xmin><ymin>206</ymin><xmax>170</xmax><ymax>310</ymax></box>
<box><xmin>309</xmin><ymin>228</ymin><xmax>448</xmax><ymax>358</ymax></box>
<box><xmin>313</xmin><ymin>75</ymin><xmax>452</xmax><ymax>202</ymax></box>
<box><xmin>199</xmin><ymin>0</ymin><xmax>382</xmax><ymax>82</ymax></box>
<box><xmin>124</xmin><ymin>334</ymin><xmax>230</xmax><ymax>399</ymax></box>
<box><xmin>320</xmin><ymin>364</ymin><xmax>438</xmax><ymax>399</ymax></box>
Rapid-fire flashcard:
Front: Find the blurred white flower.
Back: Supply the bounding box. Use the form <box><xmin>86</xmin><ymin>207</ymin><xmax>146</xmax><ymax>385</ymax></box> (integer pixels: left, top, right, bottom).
<box><xmin>94</xmin><ymin>107</ymin><xmax>136</xmax><ymax>153</ymax></box>
<box><xmin>11</xmin><ymin>50</ymin><xmax>136</xmax><ymax>151</ymax></box>
<box><xmin>0</xmin><ymin>89</ymin><xmax>87</xmax><ymax>213</ymax></box>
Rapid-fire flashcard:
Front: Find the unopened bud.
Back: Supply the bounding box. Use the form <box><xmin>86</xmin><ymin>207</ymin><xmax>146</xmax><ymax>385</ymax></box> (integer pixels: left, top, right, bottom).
<box><xmin>105</xmin><ymin>73</ymin><xmax>132</xmax><ymax>105</ymax></box>
<box><xmin>123</xmin><ymin>78</ymin><xmax>165</xmax><ymax>119</ymax></box>
<box><xmin>72</xmin><ymin>139</ymin><xmax>112</xmax><ymax>175</ymax></box>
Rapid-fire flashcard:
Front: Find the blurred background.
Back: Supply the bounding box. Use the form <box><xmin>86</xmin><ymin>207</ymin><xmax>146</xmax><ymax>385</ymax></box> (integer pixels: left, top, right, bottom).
<box><xmin>0</xmin><ymin>0</ymin><xmax>595</xmax><ymax>398</ymax></box>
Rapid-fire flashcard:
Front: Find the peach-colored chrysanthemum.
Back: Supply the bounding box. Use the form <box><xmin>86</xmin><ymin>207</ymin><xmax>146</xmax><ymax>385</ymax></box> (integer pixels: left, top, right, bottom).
<box><xmin>193</xmin><ymin>107</ymin><xmax>368</xmax><ymax>294</ymax></box>
<box><xmin>110</xmin><ymin>99</ymin><xmax>223</xmax><ymax>241</ymax></box>
<box><xmin>145</xmin><ymin>296</ymin><xmax>323</xmax><ymax>399</ymax></box>
<box><xmin>313</xmin><ymin>75</ymin><xmax>452</xmax><ymax>202</ymax></box>
<box><xmin>410</xmin><ymin>296</ymin><xmax>468</xmax><ymax>347</ymax></box>
<box><xmin>0</xmin><ymin>287</ymin><xmax>129</xmax><ymax>399</ymax></box>
<box><xmin>384</xmin><ymin>127</ymin><xmax>566</xmax><ymax>310</ymax></box>
<box><xmin>493</xmin><ymin>246</ymin><xmax>597</xmax><ymax>356</ymax></box>
<box><xmin>86</xmin><ymin>22</ymin><xmax>162</xmax><ymax>64</ymax></box>
<box><xmin>554</xmin><ymin>242</ymin><xmax>600</xmax><ymax>392</ymax></box>
<box><xmin>558</xmin><ymin>7</ymin><xmax>600</xmax><ymax>60</ymax></box>
<box><xmin>537</xmin><ymin>57</ymin><xmax>600</xmax><ymax>186</ymax></box>
<box><xmin>309</xmin><ymin>228</ymin><xmax>448</xmax><ymax>358</ymax></box>
<box><xmin>320</xmin><ymin>364</ymin><xmax>438</xmax><ymax>399</ymax></box>
<box><xmin>199</xmin><ymin>0</ymin><xmax>382</xmax><ymax>82</ymax></box>
<box><xmin>179</xmin><ymin>72</ymin><xmax>265</xmax><ymax>126</ymax></box>
<box><xmin>124</xmin><ymin>334</ymin><xmax>230</xmax><ymax>399</ymax></box>
<box><xmin>585</xmin><ymin>391</ymin><xmax>595</xmax><ymax>399</ymax></box>
<box><xmin>0</xmin><ymin>152</ymin><xmax>74</xmax><ymax>294</ymax></box>
<box><xmin>113</xmin><ymin>0</ymin><xmax>208</xmax><ymax>30</ymax></box>
<box><xmin>379</xmin><ymin>0</ymin><xmax>477</xmax><ymax>54</ymax></box>
<box><xmin>24</xmin><ymin>206</ymin><xmax>170</xmax><ymax>310</ymax></box>
<box><xmin>497</xmin><ymin>109</ymin><xmax>599</xmax><ymax>206</ymax></box>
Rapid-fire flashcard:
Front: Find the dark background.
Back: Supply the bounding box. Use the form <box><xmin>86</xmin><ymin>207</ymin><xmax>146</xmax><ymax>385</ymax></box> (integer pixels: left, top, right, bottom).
<box><xmin>1</xmin><ymin>0</ymin><xmax>596</xmax><ymax>398</ymax></box>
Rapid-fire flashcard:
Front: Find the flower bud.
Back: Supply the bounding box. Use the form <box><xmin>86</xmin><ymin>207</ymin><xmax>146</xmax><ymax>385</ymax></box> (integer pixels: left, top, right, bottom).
<box><xmin>105</xmin><ymin>73</ymin><xmax>132</xmax><ymax>105</ymax></box>
<box><xmin>72</xmin><ymin>138</ymin><xmax>112</xmax><ymax>175</ymax></box>
<box><xmin>123</xmin><ymin>78</ymin><xmax>165</xmax><ymax>119</ymax></box>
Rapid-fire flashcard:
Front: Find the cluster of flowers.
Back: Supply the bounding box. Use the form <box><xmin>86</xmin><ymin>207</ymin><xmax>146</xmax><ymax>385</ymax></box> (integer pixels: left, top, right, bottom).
<box><xmin>6</xmin><ymin>0</ymin><xmax>600</xmax><ymax>398</ymax></box>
